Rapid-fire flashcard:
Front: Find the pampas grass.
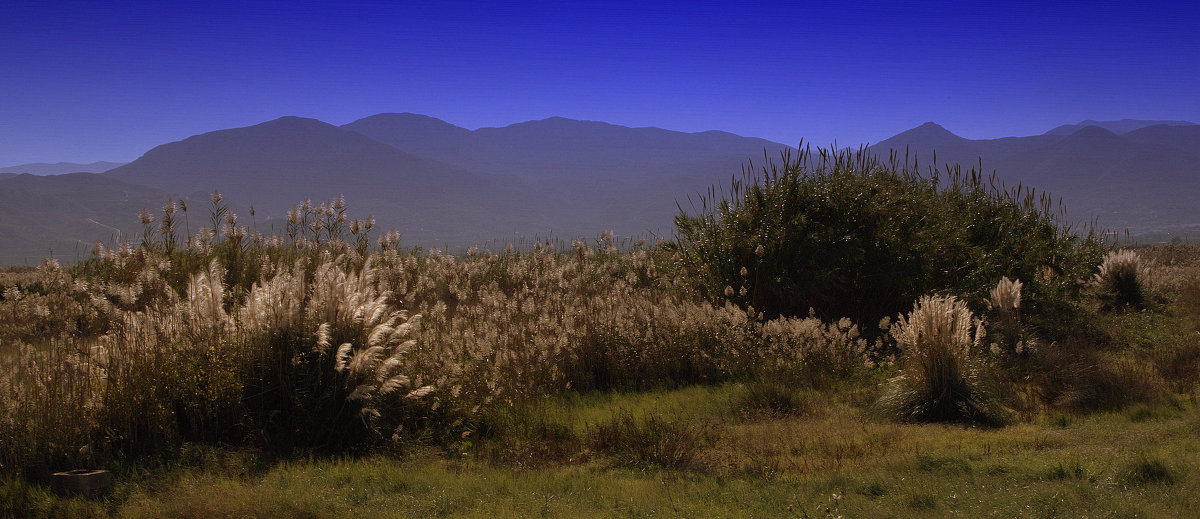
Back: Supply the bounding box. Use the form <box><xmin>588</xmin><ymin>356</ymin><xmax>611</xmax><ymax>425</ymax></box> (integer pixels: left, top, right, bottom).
<box><xmin>1096</xmin><ymin>249</ymin><xmax>1150</xmax><ymax>309</ymax></box>
<box><xmin>878</xmin><ymin>295</ymin><xmax>1010</xmax><ymax>425</ymax></box>
<box><xmin>987</xmin><ymin>277</ymin><xmax>1035</xmax><ymax>356</ymax></box>
<box><xmin>0</xmin><ymin>195</ymin><xmax>919</xmax><ymax>469</ymax></box>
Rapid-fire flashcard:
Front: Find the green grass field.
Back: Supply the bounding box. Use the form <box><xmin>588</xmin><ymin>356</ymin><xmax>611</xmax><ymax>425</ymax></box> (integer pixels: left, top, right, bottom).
<box><xmin>10</xmin><ymin>379</ymin><xmax>1198</xmax><ymax>518</ymax></box>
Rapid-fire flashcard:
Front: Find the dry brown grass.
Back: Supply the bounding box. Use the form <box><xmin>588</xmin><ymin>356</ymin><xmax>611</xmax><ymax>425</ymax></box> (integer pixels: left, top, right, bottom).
<box><xmin>0</xmin><ymin>201</ymin><xmax>876</xmax><ymax>473</ymax></box>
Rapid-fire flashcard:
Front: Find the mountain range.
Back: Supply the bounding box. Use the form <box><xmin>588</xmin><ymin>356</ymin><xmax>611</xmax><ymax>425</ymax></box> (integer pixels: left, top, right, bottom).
<box><xmin>1</xmin><ymin>115</ymin><xmax>1197</xmax><ymax>265</ymax></box>
<box><xmin>0</xmin><ymin>161</ymin><xmax>126</xmax><ymax>175</ymax></box>
<box><xmin>869</xmin><ymin>120</ymin><xmax>1200</xmax><ymax>236</ymax></box>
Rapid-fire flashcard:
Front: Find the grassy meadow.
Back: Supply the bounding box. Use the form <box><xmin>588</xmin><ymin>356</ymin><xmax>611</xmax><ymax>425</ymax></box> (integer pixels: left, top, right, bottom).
<box><xmin>3</xmin><ymin>147</ymin><xmax>1199</xmax><ymax>517</ymax></box>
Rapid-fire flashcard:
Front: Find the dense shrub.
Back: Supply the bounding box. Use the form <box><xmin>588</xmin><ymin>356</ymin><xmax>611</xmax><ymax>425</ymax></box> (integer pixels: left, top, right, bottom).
<box><xmin>673</xmin><ymin>145</ymin><xmax>1107</xmax><ymax>339</ymax></box>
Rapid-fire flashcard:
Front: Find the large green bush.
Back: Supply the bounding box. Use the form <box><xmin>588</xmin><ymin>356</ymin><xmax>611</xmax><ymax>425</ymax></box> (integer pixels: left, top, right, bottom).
<box><xmin>673</xmin><ymin>145</ymin><xmax>1106</xmax><ymax>339</ymax></box>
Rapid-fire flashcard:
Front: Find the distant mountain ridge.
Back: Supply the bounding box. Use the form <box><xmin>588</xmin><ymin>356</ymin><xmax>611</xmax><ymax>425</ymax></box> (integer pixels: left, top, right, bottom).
<box><xmin>342</xmin><ymin>113</ymin><xmax>789</xmax><ymax>181</ymax></box>
<box><xmin>99</xmin><ymin>114</ymin><xmax>793</xmax><ymax>246</ymax></box>
<box><xmin>867</xmin><ymin>119</ymin><xmax>1200</xmax><ymax>237</ymax></box>
<box><xmin>4</xmin><ymin>115</ymin><xmax>1200</xmax><ymax>265</ymax></box>
<box><xmin>340</xmin><ymin>113</ymin><xmax>794</xmax><ymax>236</ymax></box>
<box><xmin>104</xmin><ymin>116</ymin><xmax>553</xmax><ymax>246</ymax></box>
<box><xmin>0</xmin><ymin>161</ymin><xmax>126</xmax><ymax>175</ymax></box>
<box><xmin>1044</xmin><ymin>119</ymin><xmax>1197</xmax><ymax>136</ymax></box>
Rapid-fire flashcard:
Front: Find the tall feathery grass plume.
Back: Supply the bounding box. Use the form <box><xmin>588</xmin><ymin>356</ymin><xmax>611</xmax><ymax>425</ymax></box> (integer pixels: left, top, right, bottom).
<box><xmin>986</xmin><ymin>277</ymin><xmax>1033</xmax><ymax>355</ymax></box>
<box><xmin>989</xmin><ymin>276</ymin><xmax>1022</xmax><ymax>314</ymax></box>
<box><xmin>758</xmin><ymin>315</ymin><xmax>871</xmax><ymax>388</ymax></box>
<box><xmin>878</xmin><ymin>295</ymin><xmax>1010</xmax><ymax>425</ymax></box>
<box><xmin>1095</xmin><ymin>249</ymin><xmax>1151</xmax><ymax>309</ymax></box>
<box><xmin>238</xmin><ymin>254</ymin><xmax>430</xmax><ymax>453</ymax></box>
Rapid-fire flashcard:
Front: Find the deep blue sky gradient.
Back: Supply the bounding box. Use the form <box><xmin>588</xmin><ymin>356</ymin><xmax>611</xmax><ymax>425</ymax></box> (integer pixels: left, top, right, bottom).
<box><xmin>3</xmin><ymin>0</ymin><xmax>1198</xmax><ymax>165</ymax></box>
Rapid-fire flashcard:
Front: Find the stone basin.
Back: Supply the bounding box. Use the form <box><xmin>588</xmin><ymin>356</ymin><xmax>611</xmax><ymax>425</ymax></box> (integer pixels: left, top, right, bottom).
<box><xmin>50</xmin><ymin>469</ymin><xmax>113</xmax><ymax>497</ymax></box>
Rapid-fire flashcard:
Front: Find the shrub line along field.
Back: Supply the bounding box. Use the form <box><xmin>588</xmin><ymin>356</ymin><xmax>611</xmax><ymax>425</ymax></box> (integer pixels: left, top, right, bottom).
<box><xmin>2</xmin><ymin>146</ymin><xmax>1197</xmax><ymax>517</ymax></box>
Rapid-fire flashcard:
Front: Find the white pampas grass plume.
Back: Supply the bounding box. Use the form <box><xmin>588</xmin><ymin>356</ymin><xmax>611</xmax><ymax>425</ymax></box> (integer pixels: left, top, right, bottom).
<box><xmin>379</xmin><ymin>375</ymin><xmax>411</xmax><ymax>396</ymax></box>
<box><xmin>347</xmin><ymin>345</ymin><xmax>385</xmax><ymax>376</ymax></box>
<box><xmin>988</xmin><ymin>277</ymin><xmax>1022</xmax><ymax>312</ymax></box>
<box><xmin>314</xmin><ymin>323</ymin><xmax>332</xmax><ymax>352</ymax></box>
<box><xmin>405</xmin><ymin>386</ymin><xmax>435</xmax><ymax>400</ymax></box>
<box><xmin>334</xmin><ymin>343</ymin><xmax>353</xmax><ymax>373</ymax></box>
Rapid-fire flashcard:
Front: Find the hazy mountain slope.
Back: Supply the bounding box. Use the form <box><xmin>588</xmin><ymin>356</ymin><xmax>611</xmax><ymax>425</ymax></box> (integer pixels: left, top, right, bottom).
<box><xmin>338</xmin><ymin>113</ymin><xmax>477</xmax><ymax>160</ymax></box>
<box><xmin>342</xmin><ymin>113</ymin><xmax>793</xmax><ymax>240</ymax></box>
<box><xmin>869</xmin><ymin>122</ymin><xmax>1067</xmax><ymax>172</ymax></box>
<box><xmin>869</xmin><ymin>121</ymin><xmax>1200</xmax><ymax>237</ymax></box>
<box><xmin>870</xmin><ymin>122</ymin><xmax>982</xmax><ymax>169</ymax></box>
<box><xmin>469</xmin><ymin>117</ymin><xmax>791</xmax><ymax>180</ymax></box>
<box><xmin>106</xmin><ymin>116</ymin><xmax>465</xmax><ymax>198</ymax></box>
<box><xmin>8</xmin><ymin>114</ymin><xmax>1200</xmax><ymax>266</ymax></box>
<box><xmin>0</xmin><ymin>161</ymin><xmax>126</xmax><ymax>175</ymax></box>
<box><xmin>1044</xmin><ymin>119</ymin><xmax>1197</xmax><ymax>136</ymax></box>
<box><xmin>1122</xmin><ymin>124</ymin><xmax>1200</xmax><ymax>157</ymax></box>
<box><xmin>997</xmin><ymin>126</ymin><xmax>1132</xmax><ymax>185</ymax></box>
<box><xmin>105</xmin><ymin>116</ymin><xmax>554</xmax><ymax>246</ymax></box>
<box><xmin>343</xmin><ymin>114</ymin><xmax>791</xmax><ymax>181</ymax></box>
<box><xmin>0</xmin><ymin>173</ymin><xmax>166</xmax><ymax>265</ymax></box>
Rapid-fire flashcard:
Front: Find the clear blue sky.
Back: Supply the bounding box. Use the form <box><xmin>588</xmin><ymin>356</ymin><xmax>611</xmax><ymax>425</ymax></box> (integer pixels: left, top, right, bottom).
<box><xmin>2</xmin><ymin>0</ymin><xmax>1198</xmax><ymax>165</ymax></box>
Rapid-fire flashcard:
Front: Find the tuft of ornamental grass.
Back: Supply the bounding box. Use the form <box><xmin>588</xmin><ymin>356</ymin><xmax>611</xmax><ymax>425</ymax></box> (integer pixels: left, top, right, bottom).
<box><xmin>877</xmin><ymin>295</ymin><xmax>1011</xmax><ymax>425</ymax></box>
<box><xmin>986</xmin><ymin>276</ymin><xmax>1037</xmax><ymax>357</ymax></box>
<box><xmin>1095</xmin><ymin>249</ymin><xmax>1150</xmax><ymax>309</ymax></box>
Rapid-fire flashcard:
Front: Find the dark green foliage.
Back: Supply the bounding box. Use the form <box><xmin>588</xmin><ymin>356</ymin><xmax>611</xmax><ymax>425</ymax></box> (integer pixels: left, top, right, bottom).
<box><xmin>1034</xmin><ymin>339</ymin><xmax>1169</xmax><ymax>411</ymax></box>
<box><xmin>1119</xmin><ymin>454</ymin><xmax>1176</xmax><ymax>486</ymax></box>
<box><xmin>589</xmin><ymin>413</ymin><xmax>706</xmax><ymax>470</ymax></box>
<box><xmin>732</xmin><ymin>381</ymin><xmax>815</xmax><ymax>419</ymax></box>
<box><xmin>673</xmin><ymin>144</ymin><xmax>1106</xmax><ymax>337</ymax></box>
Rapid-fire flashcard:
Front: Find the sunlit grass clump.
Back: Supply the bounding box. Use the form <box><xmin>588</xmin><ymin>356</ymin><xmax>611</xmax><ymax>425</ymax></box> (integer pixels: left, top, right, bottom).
<box><xmin>1095</xmin><ymin>249</ymin><xmax>1150</xmax><ymax>309</ymax></box>
<box><xmin>877</xmin><ymin>295</ymin><xmax>1010</xmax><ymax>425</ymax></box>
